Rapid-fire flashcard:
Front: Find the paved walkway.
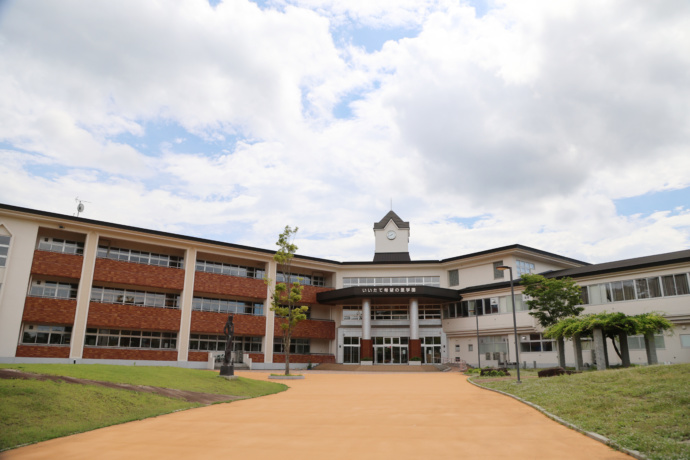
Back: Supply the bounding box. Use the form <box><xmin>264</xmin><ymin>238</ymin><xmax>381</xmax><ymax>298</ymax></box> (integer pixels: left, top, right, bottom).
<box><xmin>3</xmin><ymin>372</ymin><xmax>631</xmax><ymax>460</ymax></box>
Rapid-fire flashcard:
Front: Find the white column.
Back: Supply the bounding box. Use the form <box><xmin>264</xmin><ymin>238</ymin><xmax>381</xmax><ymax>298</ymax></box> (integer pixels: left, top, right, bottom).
<box><xmin>70</xmin><ymin>231</ymin><xmax>99</xmax><ymax>359</ymax></box>
<box><xmin>177</xmin><ymin>247</ymin><xmax>196</xmax><ymax>362</ymax></box>
<box><xmin>409</xmin><ymin>298</ymin><xmax>419</xmax><ymax>340</ymax></box>
<box><xmin>362</xmin><ymin>298</ymin><xmax>371</xmax><ymax>340</ymax></box>
<box><xmin>263</xmin><ymin>260</ymin><xmax>277</xmax><ymax>363</ymax></box>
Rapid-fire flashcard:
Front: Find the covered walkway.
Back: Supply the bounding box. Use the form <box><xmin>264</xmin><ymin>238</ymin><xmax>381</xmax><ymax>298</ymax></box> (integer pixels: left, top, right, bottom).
<box><xmin>4</xmin><ymin>372</ymin><xmax>631</xmax><ymax>460</ymax></box>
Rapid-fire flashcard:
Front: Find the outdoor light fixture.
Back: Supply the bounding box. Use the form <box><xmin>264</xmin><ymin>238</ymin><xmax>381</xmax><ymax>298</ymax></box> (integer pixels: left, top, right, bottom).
<box><xmin>496</xmin><ymin>265</ymin><xmax>521</xmax><ymax>384</ymax></box>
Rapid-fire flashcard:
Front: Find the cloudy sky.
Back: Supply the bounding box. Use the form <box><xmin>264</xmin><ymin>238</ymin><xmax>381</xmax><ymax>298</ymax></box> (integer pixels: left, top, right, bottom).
<box><xmin>1</xmin><ymin>0</ymin><xmax>689</xmax><ymax>263</ymax></box>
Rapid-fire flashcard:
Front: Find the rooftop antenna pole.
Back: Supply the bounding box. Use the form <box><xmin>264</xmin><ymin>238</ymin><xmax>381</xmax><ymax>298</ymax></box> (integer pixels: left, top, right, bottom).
<box><xmin>74</xmin><ymin>197</ymin><xmax>90</xmax><ymax>217</ymax></box>
<box><xmin>390</xmin><ymin>198</ymin><xmax>392</xmax><ymax>211</ymax></box>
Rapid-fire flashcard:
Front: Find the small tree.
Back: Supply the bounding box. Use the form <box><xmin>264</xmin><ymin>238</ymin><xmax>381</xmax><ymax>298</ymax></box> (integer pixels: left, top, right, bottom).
<box><xmin>521</xmin><ymin>274</ymin><xmax>585</xmax><ymax>367</ymax></box>
<box><xmin>266</xmin><ymin>226</ymin><xmax>309</xmax><ymax>376</ymax></box>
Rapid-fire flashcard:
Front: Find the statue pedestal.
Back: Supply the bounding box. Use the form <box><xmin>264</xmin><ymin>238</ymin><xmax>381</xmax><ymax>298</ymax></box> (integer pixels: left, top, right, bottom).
<box><xmin>220</xmin><ymin>365</ymin><xmax>234</xmax><ymax>376</ymax></box>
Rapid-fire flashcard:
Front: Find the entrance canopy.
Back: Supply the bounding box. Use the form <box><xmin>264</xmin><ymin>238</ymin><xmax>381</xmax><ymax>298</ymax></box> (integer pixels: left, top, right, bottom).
<box><xmin>317</xmin><ymin>286</ymin><xmax>461</xmax><ymax>304</ymax></box>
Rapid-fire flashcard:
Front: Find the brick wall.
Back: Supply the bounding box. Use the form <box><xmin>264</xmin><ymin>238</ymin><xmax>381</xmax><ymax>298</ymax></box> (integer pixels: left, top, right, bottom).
<box><xmin>31</xmin><ymin>250</ymin><xmax>84</xmax><ymax>279</ymax></box>
<box><xmin>190</xmin><ymin>312</ymin><xmax>266</xmax><ymax>335</ymax></box>
<box><xmin>301</xmin><ymin>285</ymin><xmax>334</xmax><ymax>304</ymax></box>
<box><xmin>93</xmin><ymin>258</ymin><xmax>184</xmax><ymax>290</ymax></box>
<box><xmin>188</xmin><ymin>351</ymin><xmax>208</xmax><ymax>362</ymax></box>
<box><xmin>22</xmin><ymin>298</ymin><xmax>77</xmax><ymax>325</ymax></box>
<box><xmin>409</xmin><ymin>339</ymin><xmax>422</xmax><ymax>360</ymax></box>
<box><xmin>16</xmin><ymin>345</ymin><xmax>71</xmax><ymax>358</ymax></box>
<box><xmin>87</xmin><ymin>303</ymin><xmax>181</xmax><ymax>331</ymax></box>
<box><xmin>194</xmin><ymin>272</ymin><xmax>267</xmax><ymax>299</ymax></box>
<box><xmin>273</xmin><ymin>354</ymin><xmax>335</xmax><ymax>364</ymax></box>
<box><xmin>274</xmin><ymin>318</ymin><xmax>335</xmax><ymax>340</ymax></box>
<box><xmin>361</xmin><ymin>339</ymin><xmax>373</xmax><ymax>359</ymax></box>
<box><xmin>83</xmin><ymin>348</ymin><xmax>177</xmax><ymax>361</ymax></box>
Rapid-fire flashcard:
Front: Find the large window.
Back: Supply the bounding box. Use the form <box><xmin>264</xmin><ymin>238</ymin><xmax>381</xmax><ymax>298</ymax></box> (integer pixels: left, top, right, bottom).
<box><xmin>196</xmin><ymin>260</ymin><xmax>265</xmax><ymax>279</ymax></box>
<box><xmin>90</xmin><ymin>286</ymin><xmax>179</xmax><ymax>309</ymax></box>
<box><xmin>582</xmin><ymin>272</ymin><xmax>689</xmax><ymax>305</ymax></box>
<box><xmin>627</xmin><ymin>334</ymin><xmax>665</xmax><ymax>350</ymax></box>
<box><xmin>29</xmin><ymin>281</ymin><xmax>78</xmax><ymax>299</ymax></box>
<box><xmin>189</xmin><ymin>335</ymin><xmax>262</xmax><ymax>352</ymax></box>
<box><xmin>372</xmin><ymin>307</ymin><xmax>408</xmax><ymax>320</ymax></box>
<box><xmin>276</xmin><ymin>272</ymin><xmax>324</xmax><ymax>286</ymax></box>
<box><xmin>342</xmin><ymin>305</ymin><xmax>362</xmax><ymax>320</ymax></box>
<box><xmin>37</xmin><ymin>237</ymin><xmax>84</xmax><ymax>255</ymax></box>
<box><xmin>0</xmin><ymin>235</ymin><xmax>9</xmax><ymax>267</ymax></box>
<box><xmin>493</xmin><ymin>261</ymin><xmax>505</xmax><ymax>279</ymax></box>
<box><xmin>274</xmin><ymin>338</ymin><xmax>310</xmax><ymax>354</ymax></box>
<box><xmin>192</xmin><ymin>297</ymin><xmax>263</xmax><ymax>315</ymax></box>
<box><xmin>343</xmin><ymin>276</ymin><xmax>440</xmax><ymax>287</ymax></box>
<box><xmin>22</xmin><ymin>324</ymin><xmax>72</xmax><ymax>345</ymax></box>
<box><xmin>418</xmin><ymin>305</ymin><xmax>441</xmax><ymax>319</ymax></box>
<box><xmin>84</xmin><ymin>329</ymin><xmax>177</xmax><ymax>349</ymax></box>
<box><xmin>520</xmin><ymin>333</ymin><xmax>554</xmax><ymax>353</ymax></box>
<box><xmin>516</xmin><ymin>260</ymin><xmax>535</xmax><ymax>277</ymax></box>
<box><xmin>98</xmin><ymin>246</ymin><xmax>183</xmax><ymax>268</ymax></box>
<box><xmin>681</xmin><ymin>335</ymin><xmax>690</xmax><ymax>348</ymax></box>
<box><xmin>444</xmin><ymin>295</ymin><xmax>527</xmax><ymax>319</ymax></box>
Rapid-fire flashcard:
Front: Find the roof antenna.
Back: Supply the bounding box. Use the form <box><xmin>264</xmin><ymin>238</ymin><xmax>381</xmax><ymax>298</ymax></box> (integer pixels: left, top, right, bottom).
<box><xmin>74</xmin><ymin>197</ymin><xmax>90</xmax><ymax>217</ymax></box>
<box><xmin>390</xmin><ymin>198</ymin><xmax>393</xmax><ymax>211</ymax></box>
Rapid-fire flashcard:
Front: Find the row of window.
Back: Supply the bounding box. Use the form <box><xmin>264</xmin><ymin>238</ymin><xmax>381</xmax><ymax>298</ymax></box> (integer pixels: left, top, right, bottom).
<box><xmin>581</xmin><ymin>273</ymin><xmax>690</xmax><ymax>305</ymax></box>
<box><xmin>276</xmin><ymin>272</ymin><xmax>325</xmax><ymax>287</ymax></box>
<box><xmin>84</xmin><ymin>329</ymin><xmax>178</xmax><ymax>349</ymax></box>
<box><xmin>189</xmin><ymin>335</ymin><xmax>263</xmax><ymax>352</ymax></box>
<box><xmin>443</xmin><ymin>295</ymin><xmax>528</xmax><ymax>319</ymax></box>
<box><xmin>90</xmin><ymin>287</ymin><xmax>180</xmax><ymax>309</ymax></box>
<box><xmin>0</xmin><ymin>235</ymin><xmax>9</xmax><ymax>267</ymax></box>
<box><xmin>273</xmin><ymin>338</ymin><xmax>310</xmax><ymax>354</ymax></box>
<box><xmin>192</xmin><ymin>297</ymin><xmax>264</xmax><ymax>315</ymax></box>
<box><xmin>196</xmin><ymin>260</ymin><xmax>265</xmax><ymax>279</ymax></box>
<box><xmin>97</xmin><ymin>246</ymin><xmax>184</xmax><ymax>268</ymax></box>
<box><xmin>29</xmin><ymin>281</ymin><xmax>78</xmax><ymax>299</ymax></box>
<box><xmin>342</xmin><ymin>305</ymin><xmax>442</xmax><ymax>321</ymax></box>
<box><xmin>342</xmin><ymin>276</ymin><xmax>440</xmax><ymax>287</ymax></box>
<box><xmin>38</xmin><ymin>238</ymin><xmax>85</xmax><ymax>255</ymax></box>
<box><xmin>22</xmin><ymin>324</ymin><xmax>72</xmax><ymax>345</ymax></box>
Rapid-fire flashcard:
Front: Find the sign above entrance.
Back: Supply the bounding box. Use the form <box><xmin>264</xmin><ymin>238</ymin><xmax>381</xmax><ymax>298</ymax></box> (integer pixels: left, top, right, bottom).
<box><xmin>317</xmin><ymin>285</ymin><xmax>462</xmax><ymax>303</ymax></box>
<box><xmin>361</xmin><ymin>287</ymin><xmax>418</xmax><ymax>294</ymax></box>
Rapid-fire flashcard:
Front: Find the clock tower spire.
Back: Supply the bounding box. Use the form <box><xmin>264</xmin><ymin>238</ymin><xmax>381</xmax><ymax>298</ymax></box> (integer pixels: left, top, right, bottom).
<box><xmin>373</xmin><ymin>210</ymin><xmax>410</xmax><ymax>262</ymax></box>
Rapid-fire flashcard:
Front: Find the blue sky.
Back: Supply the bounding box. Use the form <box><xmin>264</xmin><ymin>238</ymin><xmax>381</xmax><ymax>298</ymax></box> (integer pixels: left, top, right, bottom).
<box><xmin>1</xmin><ymin>0</ymin><xmax>689</xmax><ymax>263</ymax></box>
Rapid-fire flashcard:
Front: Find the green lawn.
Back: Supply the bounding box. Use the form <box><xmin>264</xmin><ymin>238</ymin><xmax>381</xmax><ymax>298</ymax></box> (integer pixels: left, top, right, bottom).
<box><xmin>471</xmin><ymin>364</ymin><xmax>690</xmax><ymax>460</ymax></box>
<box><xmin>0</xmin><ymin>364</ymin><xmax>286</xmax><ymax>451</ymax></box>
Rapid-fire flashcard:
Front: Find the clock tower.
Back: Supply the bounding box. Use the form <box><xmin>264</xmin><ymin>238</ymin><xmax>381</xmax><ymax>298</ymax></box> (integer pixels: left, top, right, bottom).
<box><xmin>373</xmin><ymin>211</ymin><xmax>411</xmax><ymax>262</ymax></box>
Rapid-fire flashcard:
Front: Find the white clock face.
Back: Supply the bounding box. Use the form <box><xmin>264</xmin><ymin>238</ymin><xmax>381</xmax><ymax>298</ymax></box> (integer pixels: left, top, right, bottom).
<box><xmin>387</xmin><ymin>230</ymin><xmax>397</xmax><ymax>240</ymax></box>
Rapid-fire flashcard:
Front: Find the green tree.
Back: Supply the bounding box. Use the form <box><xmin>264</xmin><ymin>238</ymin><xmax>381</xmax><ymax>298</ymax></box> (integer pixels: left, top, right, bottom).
<box><xmin>266</xmin><ymin>226</ymin><xmax>309</xmax><ymax>376</ymax></box>
<box><xmin>521</xmin><ymin>274</ymin><xmax>585</xmax><ymax>367</ymax></box>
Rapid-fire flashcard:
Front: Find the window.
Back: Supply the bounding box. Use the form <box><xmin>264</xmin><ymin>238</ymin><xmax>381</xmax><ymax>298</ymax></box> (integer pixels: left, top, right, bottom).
<box><xmin>455</xmin><ymin>344</ymin><xmax>460</xmax><ymax>352</ymax></box>
<box><xmin>418</xmin><ymin>305</ymin><xmax>441</xmax><ymax>319</ymax></box>
<box><xmin>22</xmin><ymin>324</ymin><xmax>72</xmax><ymax>345</ymax></box>
<box><xmin>662</xmin><ymin>274</ymin><xmax>690</xmax><ymax>296</ymax></box>
<box><xmin>98</xmin><ymin>246</ymin><xmax>183</xmax><ymax>268</ymax></box>
<box><xmin>516</xmin><ymin>260</ymin><xmax>535</xmax><ymax>277</ymax></box>
<box><xmin>681</xmin><ymin>335</ymin><xmax>690</xmax><ymax>348</ymax></box>
<box><xmin>273</xmin><ymin>338</ymin><xmax>310</xmax><ymax>354</ymax></box>
<box><xmin>342</xmin><ymin>276</ymin><xmax>440</xmax><ymax>287</ymax></box>
<box><xmin>372</xmin><ymin>307</ymin><xmax>408</xmax><ymax>320</ymax></box>
<box><xmin>520</xmin><ymin>334</ymin><xmax>555</xmax><ymax>353</ymax></box>
<box><xmin>196</xmin><ymin>260</ymin><xmax>265</xmax><ymax>279</ymax></box>
<box><xmin>192</xmin><ymin>297</ymin><xmax>263</xmax><ymax>315</ymax></box>
<box><xmin>37</xmin><ymin>237</ymin><xmax>84</xmax><ymax>255</ymax></box>
<box><xmin>276</xmin><ymin>272</ymin><xmax>325</xmax><ymax>286</ymax></box>
<box><xmin>342</xmin><ymin>306</ymin><xmax>362</xmax><ymax>320</ymax></box>
<box><xmin>29</xmin><ymin>281</ymin><xmax>78</xmax><ymax>299</ymax></box>
<box><xmin>585</xmin><ymin>273</ymin><xmax>690</xmax><ymax>306</ymax></box>
<box><xmin>493</xmin><ymin>261</ymin><xmax>504</xmax><ymax>279</ymax></box>
<box><xmin>0</xmin><ymin>235</ymin><xmax>11</xmax><ymax>267</ymax></box>
<box><xmin>479</xmin><ymin>336</ymin><xmax>508</xmax><ymax>354</ymax></box>
<box><xmin>468</xmin><ymin>344</ymin><xmax>473</xmax><ymax>352</ymax></box>
<box><xmin>635</xmin><ymin>277</ymin><xmax>662</xmax><ymax>299</ymax></box>
<box><xmin>627</xmin><ymin>334</ymin><xmax>665</xmax><ymax>350</ymax></box>
<box><xmin>189</xmin><ymin>335</ymin><xmax>262</xmax><ymax>352</ymax></box>
<box><xmin>448</xmin><ymin>269</ymin><xmax>459</xmax><ymax>287</ymax></box>
<box><xmin>90</xmin><ymin>286</ymin><xmax>179</xmax><ymax>309</ymax></box>
<box><xmin>84</xmin><ymin>329</ymin><xmax>177</xmax><ymax>349</ymax></box>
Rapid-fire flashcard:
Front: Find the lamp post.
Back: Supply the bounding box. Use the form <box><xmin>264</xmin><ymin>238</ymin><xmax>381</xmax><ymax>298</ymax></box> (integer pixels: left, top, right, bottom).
<box><xmin>497</xmin><ymin>265</ymin><xmax>521</xmax><ymax>384</ymax></box>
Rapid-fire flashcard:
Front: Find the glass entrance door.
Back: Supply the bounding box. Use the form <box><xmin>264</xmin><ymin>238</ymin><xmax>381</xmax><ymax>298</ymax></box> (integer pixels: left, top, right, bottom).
<box><xmin>343</xmin><ymin>336</ymin><xmax>360</xmax><ymax>364</ymax></box>
<box><xmin>373</xmin><ymin>337</ymin><xmax>409</xmax><ymax>364</ymax></box>
<box><xmin>421</xmin><ymin>336</ymin><xmax>442</xmax><ymax>364</ymax></box>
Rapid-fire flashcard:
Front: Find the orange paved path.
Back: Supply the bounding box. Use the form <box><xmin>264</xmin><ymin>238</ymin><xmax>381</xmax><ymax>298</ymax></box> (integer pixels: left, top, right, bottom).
<box><xmin>3</xmin><ymin>371</ymin><xmax>631</xmax><ymax>460</ymax></box>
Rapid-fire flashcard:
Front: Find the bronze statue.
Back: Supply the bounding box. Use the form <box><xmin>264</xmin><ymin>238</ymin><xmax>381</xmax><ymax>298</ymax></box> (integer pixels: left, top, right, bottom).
<box><xmin>220</xmin><ymin>315</ymin><xmax>234</xmax><ymax>376</ymax></box>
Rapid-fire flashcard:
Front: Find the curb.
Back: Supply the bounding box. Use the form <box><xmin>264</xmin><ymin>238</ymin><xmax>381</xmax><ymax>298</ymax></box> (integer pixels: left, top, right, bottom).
<box><xmin>467</xmin><ymin>377</ymin><xmax>647</xmax><ymax>460</ymax></box>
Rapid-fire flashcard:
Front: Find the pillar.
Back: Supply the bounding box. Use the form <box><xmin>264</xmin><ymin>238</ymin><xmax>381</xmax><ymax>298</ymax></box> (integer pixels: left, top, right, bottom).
<box><xmin>572</xmin><ymin>334</ymin><xmax>583</xmax><ymax>371</ymax></box>
<box><xmin>593</xmin><ymin>327</ymin><xmax>606</xmax><ymax>371</ymax></box>
<box><xmin>644</xmin><ymin>332</ymin><xmax>658</xmax><ymax>365</ymax></box>
<box><xmin>360</xmin><ymin>298</ymin><xmax>373</xmax><ymax>359</ymax></box>
<box><xmin>177</xmin><ymin>247</ymin><xmax>197</xmax><ymax>362</ymax></box>
<box><xmin>409</xmin><ymin>298</ymin><xmax>421</xmax><ymax>360</ymax></box>
<box><xmin>618</xmin><ymin>332</ymin><xmax>631</xmax><ymax>367</ymax></box>
<box><xmin>262</xmin><ymin>260</ymin><xmax>277</xmax><ymax>363</ymax></box>
<box><xmin>70</xmin><ymin>231</ymin><xmax>99</xmax><ymax>360</ymax></box>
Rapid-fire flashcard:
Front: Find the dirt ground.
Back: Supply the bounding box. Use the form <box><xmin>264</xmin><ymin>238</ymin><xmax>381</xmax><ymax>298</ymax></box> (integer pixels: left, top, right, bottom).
<box><xmin>2</xmin><ymin>370</ymin><xmax>632</xmax><ymax>460</ymax></box>
<box><xmin>0</xmin><ymin>368</ymin><xmax>240</xmax><ymax>404</ymax></box>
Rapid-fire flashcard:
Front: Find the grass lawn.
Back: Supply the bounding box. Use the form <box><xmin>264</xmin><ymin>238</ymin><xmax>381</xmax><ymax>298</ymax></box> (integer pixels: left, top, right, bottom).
<box><xmin>470</xmin><ymin>364</ymin><xmax>690</xmax><ymax>460</ymax></box>
<box><xmin>0</xmin><ymin>364</ymin><xmax>287</xmax><ymax>451</ymax></box>
<box><xmin>0</xmin><ymin>363</ymin><xmax>286</xmax><ymax>397</ymax></box>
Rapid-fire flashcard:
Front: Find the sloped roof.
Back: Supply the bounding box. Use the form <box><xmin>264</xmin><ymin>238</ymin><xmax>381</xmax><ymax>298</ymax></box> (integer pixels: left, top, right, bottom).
<box><xmin>373</xmin><ymin>210</ymin><xmax>409</xmax><ymax>229</ymax></box>
<box><xmin>373</xmin><ymin>252</ymin><xmax>411</xmax><ymax>262</ymax></box>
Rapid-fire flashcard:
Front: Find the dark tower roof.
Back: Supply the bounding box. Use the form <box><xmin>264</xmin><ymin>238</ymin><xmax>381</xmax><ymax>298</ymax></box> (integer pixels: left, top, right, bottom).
<box><xmin>373</xmin><ymin>210</ymin><xmax>410</xmax><ymax>229</ymax></box>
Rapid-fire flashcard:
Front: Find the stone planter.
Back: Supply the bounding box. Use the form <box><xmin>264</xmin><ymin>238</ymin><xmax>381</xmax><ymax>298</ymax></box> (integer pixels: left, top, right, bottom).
<box><xmin>361</xmin><ymin>361</ymin><xmax>373</xmax><ymax>366</ymax></box>
<box><xmin>409</xmin><ymin>361</ymin><xmax>422</xmax><ymax>366</ymax></box>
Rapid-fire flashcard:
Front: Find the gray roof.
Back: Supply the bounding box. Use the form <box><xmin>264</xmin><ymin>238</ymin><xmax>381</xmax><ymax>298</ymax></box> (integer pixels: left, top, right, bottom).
<box><xmin>373</xmin><ymin>210</ymin><xmax>409</xmax><ymax>229</ymax></box>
